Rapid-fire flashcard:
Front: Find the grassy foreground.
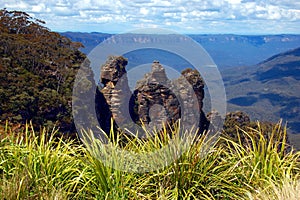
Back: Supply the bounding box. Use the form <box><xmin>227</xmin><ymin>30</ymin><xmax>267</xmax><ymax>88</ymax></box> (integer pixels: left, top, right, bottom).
<box><xmin>0</xmin><ymin>122</ymin><xmax>299</xmax><ymax>199</ymax></box>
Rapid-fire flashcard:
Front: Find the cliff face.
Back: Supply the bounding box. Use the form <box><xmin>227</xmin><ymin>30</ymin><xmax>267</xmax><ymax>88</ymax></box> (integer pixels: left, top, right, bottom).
<box><xmin>98</xmin><ymin>56</ymin><xmax>132</xmax><ymax>133</ymax></box>
<box><xmin>132</xmin><ymin>61</ymin><xmax>180</xmax><ymax>130</ymax></box>
<box><xmin>100</xmin><ymin>56</ymin><xmax>131</xmax><ymax>123</ymax></box>
<box><xmin>97</xmin><ymin>56</ymin><xmax>209</xmax><ymax>134</ymax></box>
<box><xmin>172</xmin><ymin>68</ymin><xmax>208</xmax><ymax>132</ymax></box>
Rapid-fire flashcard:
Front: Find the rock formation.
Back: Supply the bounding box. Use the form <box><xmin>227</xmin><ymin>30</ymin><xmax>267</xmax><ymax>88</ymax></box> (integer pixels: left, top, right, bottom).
<box><xmin>97</xmin><ymin>56</ymin><xmax>209</xmax><ymax>134</ymax></box>
<box><xmin>96</xmin><ymin>56</ymin><xmax>290</xmax><ymax>152</ymax></box>
<box><xmin>132</xmin><ymin>61</ymin><xmax>181</xmax><ymax>131</ymax></box>
<box><xmin>172</xmin><ymin>68</ymin><xmax>209</xmax><ymax>133</ymax></box>
<box><xmin>97</xmin><ymin>56</ymin><xmax>132</xmax><ymax>133</ymax></box>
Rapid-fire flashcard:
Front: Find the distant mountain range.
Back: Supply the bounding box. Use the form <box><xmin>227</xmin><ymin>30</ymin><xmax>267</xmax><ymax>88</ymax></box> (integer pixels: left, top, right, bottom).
<box><xmin>61</xmin><ymin>31</ymin><xmax>300</xmax><ymax>134</ymax></box>
<box><xmin>61</xmin><ymin>32</ymin><xmax>300</xmax><ymax>69</ymax></box>
<box><xmin>223</xmin><ymin>47</ymin><xmax>300</xmax><ymax>134</ymax></box>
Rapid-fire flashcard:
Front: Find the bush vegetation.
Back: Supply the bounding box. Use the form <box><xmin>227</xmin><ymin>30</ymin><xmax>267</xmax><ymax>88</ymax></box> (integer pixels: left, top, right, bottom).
<box><xmin>0</xmin><ymin>9</ymin><xmax>85</xmax><ymax>134</ymax></box>
<box><xmin>1</xmin><ymin>9</ymin><xmax>299</xmax><ymax>200</ymax></box>
<box><xmin>0</xmin><ymin>122</ymin><xmax>299</xmax><ymax>199</ymax></box>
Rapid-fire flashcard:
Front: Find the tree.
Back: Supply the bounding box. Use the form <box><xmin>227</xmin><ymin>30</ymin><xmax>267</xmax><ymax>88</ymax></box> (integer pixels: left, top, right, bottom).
<box><xmin>0</xmin><ymin>9</ymin><xmax>86</xmax><ymax>136</ymax></box>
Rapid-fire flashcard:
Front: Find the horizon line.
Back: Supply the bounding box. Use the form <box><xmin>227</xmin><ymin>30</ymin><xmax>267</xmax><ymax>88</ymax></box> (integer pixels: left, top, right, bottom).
<box><xmin>59</xmin><ymin>30</ymin><xmax>300</xmax><ymax>36</ymax></box>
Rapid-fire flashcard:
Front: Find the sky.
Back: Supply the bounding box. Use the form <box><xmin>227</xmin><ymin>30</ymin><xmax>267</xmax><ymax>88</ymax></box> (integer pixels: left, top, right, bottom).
<box><xmin>1</xmin><ymin>0</ymin><xmax>300</xmax><ymax>34</ymax></box>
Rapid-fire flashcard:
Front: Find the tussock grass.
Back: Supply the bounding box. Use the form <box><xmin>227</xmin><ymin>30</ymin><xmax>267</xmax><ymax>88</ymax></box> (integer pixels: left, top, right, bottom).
<box><xmin>0</xmin><ymin>121</ymin><xmax>299</xmax><ymax>199</ymax></box>
<box><xmin>247</xmin><ymin>177</ymin><xmax>300</xmax><ymax>200</ymax></box>
<box><xmin>0</xmin><ymin>123</ymin><xmax>88</xmax><ymax>199</ymax></box>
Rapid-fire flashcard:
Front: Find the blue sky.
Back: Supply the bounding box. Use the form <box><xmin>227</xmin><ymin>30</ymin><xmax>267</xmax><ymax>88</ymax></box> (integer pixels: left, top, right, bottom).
<box><xmin>2</xmin><ymin>0</ymin><xmax>300</xmax><ymax>34</ymax></box>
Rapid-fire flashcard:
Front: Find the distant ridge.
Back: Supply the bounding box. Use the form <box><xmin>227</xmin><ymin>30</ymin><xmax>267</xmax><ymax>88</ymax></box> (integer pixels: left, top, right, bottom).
<box><xmin>223</xmin><ymin>46</ymin><xmax>300</xmax><ymax>134</ymax></box>
<box><xmin>61</xmin><ymin>32</ymin><xmax>300</xmax><ymax>70</ymax></box>
<box><xmin>258</xmin><ymin>47</ymin><xmax>300</xmax><ymax>65</ymax></box>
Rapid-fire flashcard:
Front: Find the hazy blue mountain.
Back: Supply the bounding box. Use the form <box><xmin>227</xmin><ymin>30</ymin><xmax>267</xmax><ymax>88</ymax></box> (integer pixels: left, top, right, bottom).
<box><xmin>61</xmin><ymin>32</ymin><xmax>112</xmax><ymax>54</ymax></box>
<box><xmin>61</xmin><ymin>32</ymin><xmax>300</xmax><ymax>69</ymax></box>
<box><xmin>223</xmin><ymin>47</ymin><xmax>300</xmax><ymax>134</ymax></box>
<box><xmin>61</xmin><ymin>31</ymin><xmax>300</xmax><ymax>134</ymax></box>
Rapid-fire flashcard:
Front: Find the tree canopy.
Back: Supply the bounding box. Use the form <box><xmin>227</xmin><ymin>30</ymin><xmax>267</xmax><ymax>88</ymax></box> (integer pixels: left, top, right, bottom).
<box><xmin>0</xmin><ymin>9</ymin><xmax>85</xmax><ymax>134</ymax></box>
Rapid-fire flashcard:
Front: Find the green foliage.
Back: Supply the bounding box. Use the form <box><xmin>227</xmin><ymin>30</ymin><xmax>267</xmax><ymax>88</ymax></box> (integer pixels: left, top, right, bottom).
<box><xmin>247</xmin><ymin>177</ymin><xmax>300</xmax><ymax>200</ymax></box>
<box><xmin>222</xmin><ymin>122</ymin><xmax>299</xmax><ymax>189</ymax></box>
<box><xmin>0</xmin><ymin>123</ymin><xmax>86</xmax><ymax>199</ymax></box>
<box><xmin>0</xmin><ymin>122</ymin><xmax>299</xmax><ymax>199</ymax></box>
<box><xmin>221</xmin><ymin>112</ymin><xmax>290</xmax><ymax>152</ymax></box>
<box><xmin>0</xmin><ymin>9</ymin><xmax>86</xmax><ymax>133</ymax></box>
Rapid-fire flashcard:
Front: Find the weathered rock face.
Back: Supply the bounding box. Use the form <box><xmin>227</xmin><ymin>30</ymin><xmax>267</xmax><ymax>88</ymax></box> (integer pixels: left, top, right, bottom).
<box><xmin>98</xmin><ymin>56</ymin><xmax>132</xmax><ymax>131</ymax></box>
<box><xmin>132</xmin><ymin>61</ymin><xmax>181</xmax><ymax>130</ymax></box>
<box><xmin>97</xmin><ymin>57</ymin><xmax>209</xmax><ymax>134</ymax></box>
<box><xmin>100</xmin><ymin>56</ymin><xmax>128</xmax><ymax>85</ymax></box>
<box><xmin>171</xmin><ymin>68</ymin><xmax>208</xmax><ymax>132</ymax></box>
<box><xmin>180</xmin><ymin>68</ymin><xmax>205</xmax><ymax>109</ymax></box>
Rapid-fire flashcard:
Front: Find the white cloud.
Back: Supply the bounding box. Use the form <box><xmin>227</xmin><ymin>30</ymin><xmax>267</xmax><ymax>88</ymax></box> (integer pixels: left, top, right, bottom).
<box><xmin>54</xmin><ymin>6</ymin><xmax>77</xmax><ymax>16</ymax></box>
<box><xmin>225</xmin><ymin>0</ymin><xmax>241</xmax><ymax>4</ymax></box>
<box><xmin>1</xmin><ymin>0</ymin><xmax>299</xmax><ymax>33</ymax></box>
<box><xmin>32</xmin><ymin>3</ymin><xmax>46</xmax><ymax>12</ymax></box>
<box><xmin>140</xmin><ymin>7</ymin><xmax>149</xmax><ymax>15</ymax></box>
<box><xmin>4</xmin><ymin>0</ymin><xmax>29</xmax><ymax>10</ymax></box>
